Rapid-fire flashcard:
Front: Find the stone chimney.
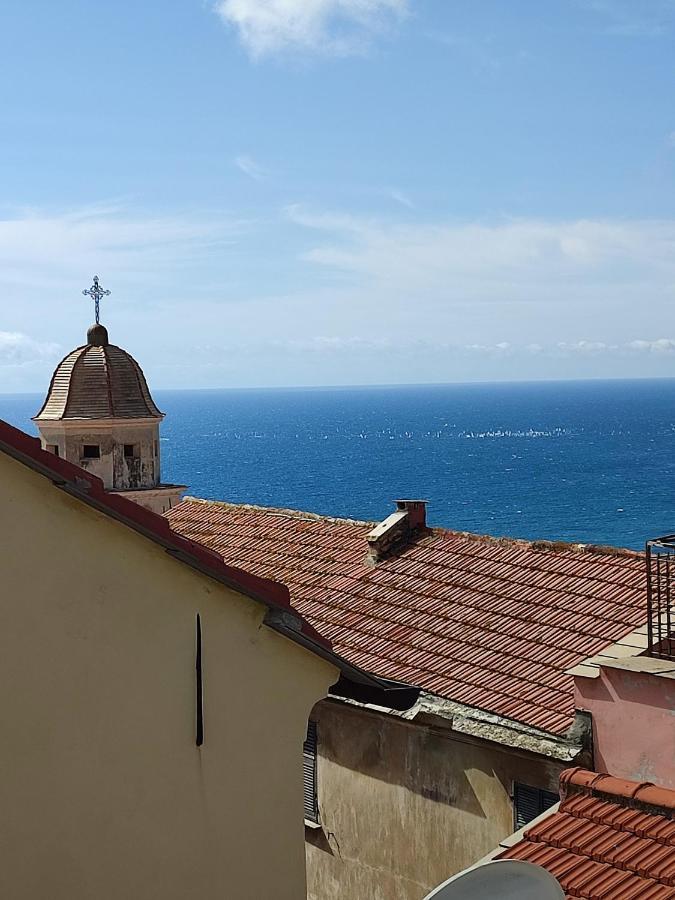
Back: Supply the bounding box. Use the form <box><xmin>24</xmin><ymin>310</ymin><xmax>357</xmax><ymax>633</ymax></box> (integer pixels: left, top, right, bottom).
<box><xmin>366</xmin><ymin>500</ymin><xmax>428</xmax><ymax>564</ymax></box>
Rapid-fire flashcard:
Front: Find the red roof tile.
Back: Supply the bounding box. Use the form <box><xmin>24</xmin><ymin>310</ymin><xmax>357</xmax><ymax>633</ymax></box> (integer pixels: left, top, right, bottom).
<box><xmin>499</xmin><ymin>769</ymin><xmax>675</xmax><ymax>898</ymax></box>
<box><xmin>166</xmin><ymin>499</ymin><xmax>649</xmax><ymax>735</ymax></box>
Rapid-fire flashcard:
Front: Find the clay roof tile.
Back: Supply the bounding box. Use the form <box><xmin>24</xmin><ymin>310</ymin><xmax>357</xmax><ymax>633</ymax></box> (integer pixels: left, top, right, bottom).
<box><xmin>166</xmin><ymin>498</ymin><xmax>648</xmax><ymax>735</ymax></box>
<box><xmin>500</xmin><ymin>769</ymin><xmax>675</xmax><ymax>898</ymax></box>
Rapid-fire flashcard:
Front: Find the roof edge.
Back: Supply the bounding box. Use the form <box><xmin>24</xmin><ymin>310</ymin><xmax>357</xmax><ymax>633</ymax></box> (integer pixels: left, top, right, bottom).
<box><xmin>177</xmin><ymin>496</ymin><xmax>642</xmax><ymax>559</ymax></box>
<box><xmin>0</xmin><ymin>420</ymin><xmax>311</xmax><ymax>640</ymax></box>
<box><xmin>561</xmin><ymin>766</ymin><xmax>675</xmax><ymax>815</ymax></box>
<box><xmin>180</xmin><ymin>496</ymin><xmax>376</xmax><ymax>528</ymax></box>
<box><xmin>0</xmin><ymin>418</ymin><xmax>421</xmax><ymax>710</ymax></box>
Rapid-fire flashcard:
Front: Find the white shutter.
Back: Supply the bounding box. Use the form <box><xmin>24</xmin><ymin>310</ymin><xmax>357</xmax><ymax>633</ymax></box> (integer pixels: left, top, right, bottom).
<box><xmin>303</xmin><ymin>721</ymin><xmax>319</xmax><ymax>824</ymax></box>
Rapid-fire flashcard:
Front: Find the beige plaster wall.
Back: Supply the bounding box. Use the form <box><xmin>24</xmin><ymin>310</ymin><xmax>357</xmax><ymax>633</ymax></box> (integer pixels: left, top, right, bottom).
<box><xmin>305</xmin><ymin>699</ymin><xmax>564</xmax><ymax>900</ymax></box>
<box><xmin>0</xmin><ymin>452</ymin><xmax>338</xmax><ymax>900</ymax></box>
<box><xmin>121</xmin><ymin>485</ymin><xmax>185</xmax><ymax>515</ymax></box>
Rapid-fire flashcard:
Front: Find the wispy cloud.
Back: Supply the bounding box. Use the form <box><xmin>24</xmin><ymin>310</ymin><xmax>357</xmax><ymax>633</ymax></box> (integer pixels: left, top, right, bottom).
<box><xmin>387</xmin><ymin>188</ymin><xmax>415</xmax><ymax>209</ymax></box>
<box><xmin>580</xmin><ymin>0</ymin><xmax>675</xmax><ymax>37</ymax></box>
<box><xmin>214</xmin><ymin>0</ymin><xmax>408</xmax><ymax>58</ymax></box>
<box><xmin>468</xmin><ymin>338</ymin><xmax>675</xmax><ymax>356</ymax></box>
<box><xmin>234</xmin><ymin>154</ymin><xmax>268</xmax><ymax>181</ymax></box>
<box><xmin>0</xmin><ymin>204</ymin><xmax>242</xmax><ymax>293</ymax></box>
<box><xmin>627</xmin><ymin>338</ymin><xmax>675</xmax><ymax>353</ymax></box>
<box><xmin>225</xmin><ymin>334</ymin><xmax>675</xmax><ymax>358</ymax></box>
<box><xmin>288</xmin><ymin>207</ymin><xmax>675</xmax><ymax>299</ymax></box>
<box><xmin>272</xmin><ymin>335</ymin><xmax>393</xmax><ymax>353</ymax></box>
<box><xmin>0</xmin><ymin>331</ymin><xmax>60</xmax><ymax>366</ymax></box>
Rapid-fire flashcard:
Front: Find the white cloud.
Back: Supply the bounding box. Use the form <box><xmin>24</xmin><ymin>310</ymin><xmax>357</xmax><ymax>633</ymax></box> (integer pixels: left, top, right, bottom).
<box><xmin>556</xmin><ymin>339</ymin><xmax>675</xmax><ymax>355</ymax></box>
<box><xmin>277</xmin><ymin>335</ymin><xmax>392</xmax><ymax>352</ymax></box>
<box><xmin>0</xmin><ymin>332</ymin><xmax>60</xmax><ymax>366</ymax></box>
<box><xmin>234</xmin><ymin>154</ymin><xmax>268</xmax><ymax>181</ymax></box>
<box><xmin>387</xmin><ymin>188</ymin><xmax>415</xmax><ymax>209</ymax></box>
<box><xmin>288</xmin><ymin>207</ymin><xmax>675</xmax><ymax>300</ymax></box>
<box><xmin>465</xmin><ymin>341</ymin><xmax>512</xmax><ymax>354</ymax></box>
<box><xmin>214</xmin><ymin>0</ymin><xmax>407</xmax><ymax>58</ymax></box>
<box><xmin>208</xmin><ymin>335</ymin><xmax>675</xmax><ymax>359</ymax></box>
<box><xmin>4</xmin><ymin>201</ymin><xmax>675</xmax><ymax>390</ymax></box>
<box><xmin>557</xmin><ymin>340</ymin><xmax>613</xmax><ymax>353</ymax></box>
<box><xmin>628</xmin><ymin>338</ymin><xmax>675</xmax><ymax>353</ymax></box>
<box><xmin>0</xmin><ymin>204</ymin><xmax>241</xmax><ymax>293</ymax></box>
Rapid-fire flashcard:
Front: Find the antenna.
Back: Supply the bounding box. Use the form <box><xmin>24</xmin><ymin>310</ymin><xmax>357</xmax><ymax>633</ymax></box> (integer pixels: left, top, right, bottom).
<box><xmin>422</xmin><ymin>859</ymin><xmax>565</xmax><ymax>900</ymax></box>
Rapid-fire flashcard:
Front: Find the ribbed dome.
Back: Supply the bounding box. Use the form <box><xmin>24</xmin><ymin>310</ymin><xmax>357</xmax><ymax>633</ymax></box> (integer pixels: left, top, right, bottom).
<box><xmin>35</xmin><ymin>336</ymin><xmax>163</xmax><ymax>421</ymax></box>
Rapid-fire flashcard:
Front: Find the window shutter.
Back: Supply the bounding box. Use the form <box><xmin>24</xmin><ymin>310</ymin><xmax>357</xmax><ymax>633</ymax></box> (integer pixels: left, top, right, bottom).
<box><xmin>514</xmin><ymin>783</ymin><xmax>558</xmax><ymax>830</ymax></box>
<box><xmin>303</xmin><ymin>720</ymin><xmax>319</xmax><ymax>824</ymax></box>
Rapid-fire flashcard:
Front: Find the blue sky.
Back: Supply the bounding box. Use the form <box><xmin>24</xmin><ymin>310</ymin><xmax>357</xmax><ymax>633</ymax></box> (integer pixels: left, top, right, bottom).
<box><xmin>2</xmin><ymin>0</ymin><xmax>675</xmax><ymax>390</ymax></box>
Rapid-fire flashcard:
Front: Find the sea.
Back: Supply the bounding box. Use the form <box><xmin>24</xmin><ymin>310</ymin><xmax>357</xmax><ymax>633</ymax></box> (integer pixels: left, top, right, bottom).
<box><xmin>2</xmin><ymin>378</ymin><xmax>675</xmax><ymax>551</ymax></box>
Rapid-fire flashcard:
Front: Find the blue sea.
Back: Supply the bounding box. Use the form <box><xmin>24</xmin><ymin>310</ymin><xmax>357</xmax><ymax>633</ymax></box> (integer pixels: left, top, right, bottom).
<box><xmin>2</xmin><ymin>379</ymin><xmax>675</xmax><ymax>550</ymax></box>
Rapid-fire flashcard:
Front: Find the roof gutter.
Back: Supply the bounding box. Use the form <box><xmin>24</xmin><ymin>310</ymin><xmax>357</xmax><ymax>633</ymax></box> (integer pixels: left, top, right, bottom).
<box><xmin>264</xmin><ymin>611</ymin><xmax>421</xmax><ymax>711</ymax></box>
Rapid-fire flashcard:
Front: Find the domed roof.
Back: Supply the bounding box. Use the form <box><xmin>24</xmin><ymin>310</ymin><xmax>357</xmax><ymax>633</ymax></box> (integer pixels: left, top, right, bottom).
<box><xmin>35</xmin><ymin>326</ymin><xmax>163</xmax><ymax>421</ymax></box>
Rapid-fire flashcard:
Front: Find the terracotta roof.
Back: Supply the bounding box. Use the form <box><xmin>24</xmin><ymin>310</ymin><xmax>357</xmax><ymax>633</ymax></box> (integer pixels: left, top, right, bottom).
<box><xmin>166</xmin><ymin>499</ymin><xmax>649</xmax><ymax>735</ymax></box>
<box><xmin>35</xmin><ymin>339</ymin><xmax>162</xmax><ymax>420</ymax></box>
<box><xmin>0</xmin><ymin>419</ymin><xmax>421</xmax><ymax>708</ymax></box>
<box><xmin>498</xmin><ymin>768</ymin><xmax>675</xmax><ymax>898</ymax></box>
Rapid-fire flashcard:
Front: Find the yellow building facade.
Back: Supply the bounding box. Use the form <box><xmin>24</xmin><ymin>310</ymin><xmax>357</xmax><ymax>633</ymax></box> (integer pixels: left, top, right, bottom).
<box><xmin>0</xmin><ymin>424</ymin><xmax>340</xmax><ymax>900</ymax></box>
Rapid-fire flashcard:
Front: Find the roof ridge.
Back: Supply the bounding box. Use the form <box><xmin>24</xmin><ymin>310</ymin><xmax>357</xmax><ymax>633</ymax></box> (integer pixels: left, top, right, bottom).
<box><xmin>561</xmin><ymin>767</ymin><xmax>675</xmax><ymax>817</ymax></box>
<box><xmin>180</xmin><ymin>496</ymin><xmax>376</xmax><ymax>528</ymax></box>
<box><xmin>101</xmin><ymin>345</ymin><xmax>114</xmax><ymax>417</ymax></box>
<box><xmin>178</xmin><ymin>496</ymin><xmax>642</xmax><ymax>559</ymax></box>
<box><xmin>35</xmin><ymin>344</ymin><xmax>87</xmax><ymax>420</ymax></box>
<box><xmin>121</xmin><ymin>345</ymin><xmax>164</xmax><ymax>419</ymax></box>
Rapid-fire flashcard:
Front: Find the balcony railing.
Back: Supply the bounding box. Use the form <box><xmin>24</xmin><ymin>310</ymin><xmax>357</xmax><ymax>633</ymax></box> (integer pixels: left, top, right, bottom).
<box><xmin>646</xmin><ymin>536</ymin><xmax>675</xmax><ymax>660</ymax></box>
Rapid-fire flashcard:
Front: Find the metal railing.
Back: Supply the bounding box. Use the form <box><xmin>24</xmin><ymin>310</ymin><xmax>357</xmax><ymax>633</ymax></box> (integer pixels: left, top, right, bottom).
<box><xmin>646</xmin><ymin>536</ymin><xmax>675</xmax><ymax>660</ymax></box>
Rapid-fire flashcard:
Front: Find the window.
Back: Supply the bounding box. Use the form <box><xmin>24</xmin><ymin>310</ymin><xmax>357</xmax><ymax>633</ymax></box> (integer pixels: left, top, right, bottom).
<box><xmin>514</xmin><ymin>783</ymin><xmax>558</xmax><ymax>830</ymax></box>
<box><xmin>154</xmin><ymin>440</ymin><xmax>158</xmax><ymax>457</ymax></box>
<box><xmin>303</xmin><ymin>720</ymin><xmax>319</xmax><ymax>824</ymax></box>
<box><xmin>124</xmin><ymin>444</ymin><xmax>137</xmax><ymax>459</ymax></box>
<box><xmin>46</xmin><ymin>444</ymin><xmax>59</xmax><ymax>457</ymax></box>
<box><xmin>82</xmin><ymin>445</ymin><xmax>100</xmax><ymax>459</ymax></box>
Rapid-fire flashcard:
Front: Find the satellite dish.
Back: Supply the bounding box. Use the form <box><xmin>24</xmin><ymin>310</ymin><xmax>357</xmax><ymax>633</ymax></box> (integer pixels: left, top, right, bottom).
<box><xmin>422</xmin><ymin>859</ymin><xmax>565</xmax><ymax>900</ymax></box>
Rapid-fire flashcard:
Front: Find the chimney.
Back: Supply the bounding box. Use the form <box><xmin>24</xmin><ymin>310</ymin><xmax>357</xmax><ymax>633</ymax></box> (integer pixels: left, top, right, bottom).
<box><xmin>366</xmin><ymin>500</ymin><xmax>428</xmax><ymax>564</ymax></box>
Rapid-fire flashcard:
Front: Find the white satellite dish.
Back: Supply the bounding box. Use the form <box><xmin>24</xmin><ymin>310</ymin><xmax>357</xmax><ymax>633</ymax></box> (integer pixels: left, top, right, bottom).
<box><xmin>422</xmin><ymin>859</ymin><xmax>565</xmax><ymax>900</ymax></box>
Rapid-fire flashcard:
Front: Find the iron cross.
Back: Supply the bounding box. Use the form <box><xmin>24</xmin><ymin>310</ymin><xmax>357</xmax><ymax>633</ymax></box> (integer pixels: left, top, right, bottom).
<box><xmin>82</xmin><ymin>275</ymin><xmax>111</xmax><ymax>325</ymax></box>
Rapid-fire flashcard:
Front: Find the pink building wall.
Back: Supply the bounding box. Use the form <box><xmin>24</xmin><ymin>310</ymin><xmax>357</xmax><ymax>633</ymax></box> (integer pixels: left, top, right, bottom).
<box><xmin>574</xmin><ymin>662</ymin><xmax>675</xmax><ymax>789</ymax></box>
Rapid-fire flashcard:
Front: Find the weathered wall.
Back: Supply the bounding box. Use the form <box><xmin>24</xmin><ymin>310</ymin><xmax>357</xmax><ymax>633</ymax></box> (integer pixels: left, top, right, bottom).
<box><xmin>0</xmin><ymin>451</ymin><xmax>338</xmax><ymax>900</ymax></box>
<box><xmin>305</xmin><ymin>699</ymin><xmax>564</xmax><ymax>900</ymax></box>
<box><xmin>37</xmin><ymin>419</ymin><xmax>160</xmax><ymax>490</ymax></box>
<box><xmin>575</xmin><ymin>661</ymin><xmax>675</xmax><ymax>788</ymax></box>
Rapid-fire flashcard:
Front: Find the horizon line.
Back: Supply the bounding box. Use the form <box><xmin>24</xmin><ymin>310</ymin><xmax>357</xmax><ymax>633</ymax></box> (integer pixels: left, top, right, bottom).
<box><xmin>2</xmin><ymin>372</ymin><xmax>675</xmax><ymax>397</ymax></box>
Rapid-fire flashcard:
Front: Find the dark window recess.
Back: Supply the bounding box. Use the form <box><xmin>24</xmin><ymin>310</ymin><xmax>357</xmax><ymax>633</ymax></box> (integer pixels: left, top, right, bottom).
<box><xmin>82</xmin><ymin>445</ymin><xmax>100</xmax><ymax>459</ymax></box>
<box><xmin>124</xmin><ymin>444</ymin><xmax>136</xmax><ymax>459</ymax></box>
<box><xmin>514</xmin><ymin>783</ymin><xmax>559</xmax><ymax>830</ymax></box>
<box><xmin>47</xmin><ymin>444</ymin><xmax>59</xmax><ymax>457</ymax></box>
<box><xmin>303</xmin><ymin>720</ymin><xmax>319</xmax><ymax>824</ymax></box>
<box><xmin>195</xmin><ymin>614</ymin><xmax>203</xmax><ymax>746</ymax></box>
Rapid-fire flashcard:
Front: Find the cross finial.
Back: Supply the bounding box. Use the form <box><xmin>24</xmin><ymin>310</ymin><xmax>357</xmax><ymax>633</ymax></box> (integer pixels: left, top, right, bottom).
<box><xmin>82</xmin><ymin>275</ymin><xmax>111</xmax><ymax>325</ymax></box>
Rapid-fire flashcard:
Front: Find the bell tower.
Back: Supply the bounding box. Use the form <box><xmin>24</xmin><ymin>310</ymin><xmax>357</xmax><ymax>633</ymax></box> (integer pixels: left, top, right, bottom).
<box><xmin>33</xmin><ymin>276</ymin><xmax>185</xmax><ymax>515</ymax></box>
